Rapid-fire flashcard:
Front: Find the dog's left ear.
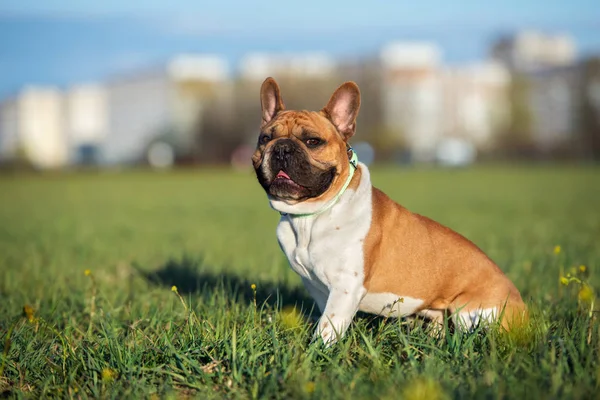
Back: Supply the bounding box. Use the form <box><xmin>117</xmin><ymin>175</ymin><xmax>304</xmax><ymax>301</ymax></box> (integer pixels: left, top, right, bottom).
<box><xmin>322</xmin><ymin>82</ymin><xmax>361</xmax><ymax>140</ymax></box>
<box><xmin>260</xmin><ymin>77</ymin><xmax>285</xmax><ymax>128</ymax></box>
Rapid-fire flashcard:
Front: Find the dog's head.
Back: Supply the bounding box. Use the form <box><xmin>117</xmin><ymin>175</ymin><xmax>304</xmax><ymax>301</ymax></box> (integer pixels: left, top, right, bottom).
<box><xmin>252</xmin><ymin>77</ymin><xmax>361</xmax><ymax>213</ymax></box>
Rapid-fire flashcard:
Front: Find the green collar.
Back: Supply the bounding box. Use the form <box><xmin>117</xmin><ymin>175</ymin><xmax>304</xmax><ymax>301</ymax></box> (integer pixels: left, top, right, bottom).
<box><xmin>280</xmin><ymin>148</ymin><xmax>359</xmax><ymax>219</ymax></box>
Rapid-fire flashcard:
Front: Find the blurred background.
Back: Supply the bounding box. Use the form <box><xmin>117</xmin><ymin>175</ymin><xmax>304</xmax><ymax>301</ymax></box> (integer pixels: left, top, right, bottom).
<box><xmin>0</xmin><ymin>0</ymin><xmax>599</xmax><ymax>171</ymax></box>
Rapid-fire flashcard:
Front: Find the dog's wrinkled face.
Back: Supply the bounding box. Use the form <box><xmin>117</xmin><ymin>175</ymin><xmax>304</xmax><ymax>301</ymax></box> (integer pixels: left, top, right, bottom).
<box><xmin>255</xmin><ymin>114</ymin><xmax>338</xmax><ymax>201</ymax></box>
<box><xmin>252</xmin><ymin>78</ymin><xmax>361</xmax><ymax>204</ymax></box>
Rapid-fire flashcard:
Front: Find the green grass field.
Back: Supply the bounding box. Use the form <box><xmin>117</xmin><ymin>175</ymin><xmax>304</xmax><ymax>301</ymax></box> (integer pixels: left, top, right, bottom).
<box><xmin>1</xmin><ymin>165</ymin><xmax>599</xmax><ymax>399</ymax></box>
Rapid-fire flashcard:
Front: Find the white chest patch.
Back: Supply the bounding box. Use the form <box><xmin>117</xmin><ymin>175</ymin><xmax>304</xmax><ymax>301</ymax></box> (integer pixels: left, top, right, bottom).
<box><xmin>271</xmin><ymin>163</ymin><xmax>385</xmax><ymax>344</ymax></box>
<box><xmin>359</xmin><ymin>292</ymin><xmax>424</xmax><ymax>317</ymax></box>
<box><xmin>277</xmin><ymin>217</ymin><xmax>314</xmax><ymax>279</ymax></box>
<box><xmin>274</xmin><ymin>163</ymin><xmax>372</xmax><ymax>293</ymax></box>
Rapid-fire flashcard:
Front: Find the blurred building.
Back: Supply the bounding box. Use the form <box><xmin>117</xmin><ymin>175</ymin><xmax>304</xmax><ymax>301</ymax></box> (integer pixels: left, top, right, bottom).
<box><xmin>337</xmin><ymin>57</ymin><xmax>385</xmax><ymax>144</ymax></box>
<box><xmin>65</xmin><ymin>84</ymin><xmax>107</xmax><ymax>165</ymax></box>
<box><xmin>491</xmin><ymin>31</ymin><xmax>577</xmax><ymax>72</ymax></box>
<box><xmin>103</xmin><ymin>54</ymin><xmax>231</xmax><ymax>166</ymax></box>
<box><xmin>527</xmin><ymin>65</ymin><xmax>578</xmax><ymax>151</ymax></box>
<box><xmin>233</xmin><ymin>52</ymin><xmax>341</xmax><ymax>156</ymax></box>
<box><xmin>1</xmin><ymin>32</ymin><xmax>595</xmax><ymax>169</ymax></box>
<box><xmin>488</xmin><ymin>30</ymin><xmax>589</xmax><ymax>157</ymax></box>
<box><xmin>379</xmin><ymin>42</ymin><xmax>443</xmax><ymax>162</ymax></box>
<box><xmin>527</xmin><ymin>58</ymin><xmax>600</xmax><ymax>156</ymax></box>
<box><xmin>0</xmin><ymin>86</ymin><xmax>67</xmax><ymax>168</ymax></box>
<box><xmin>239</xmin><ymin>52</ymin><xmax>337</xmax><ymax>81</ymax></box>
<box><xmin>441</xmin><ymin>61</ymin><xmax>511</xmax><ymax>149</ymax></box>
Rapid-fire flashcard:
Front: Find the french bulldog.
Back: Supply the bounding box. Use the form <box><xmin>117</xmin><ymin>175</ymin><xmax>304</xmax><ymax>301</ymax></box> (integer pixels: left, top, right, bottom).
<box><xmin>252</xmin><ymin>77</ymin><xmax>527</xmax><ymax>345</ymax></box>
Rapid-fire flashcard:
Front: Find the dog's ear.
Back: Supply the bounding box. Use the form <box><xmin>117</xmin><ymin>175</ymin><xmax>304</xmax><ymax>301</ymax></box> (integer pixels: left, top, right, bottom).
<box><xmin>322</xmin><ymin>82</ymin><xmax>361</xmax><ymax>140</ymax></box>
<box><xmin>260</xmin><ymin>77</ymin><xmax>285</xmax><ymax>128</ymax></box>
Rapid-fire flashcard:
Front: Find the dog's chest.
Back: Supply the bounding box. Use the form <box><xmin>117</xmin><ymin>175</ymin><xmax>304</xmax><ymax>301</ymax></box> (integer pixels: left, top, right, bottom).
<box><xmin>276</xmin><ymin>209</ymin><xmax>369</xmax><ymax>289</ymax></box>
<box><xmin>277</xmin><ymin>217</ymin><xmax>328</xmax><ymax>282</ymax></box>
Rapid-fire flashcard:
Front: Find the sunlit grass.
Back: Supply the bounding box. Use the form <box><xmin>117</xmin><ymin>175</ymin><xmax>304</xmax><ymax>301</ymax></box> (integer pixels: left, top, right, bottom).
<box><xmin>0</xmin><ymin>164</ymin><xmax>599</xmax><ymax>398</ymax></box>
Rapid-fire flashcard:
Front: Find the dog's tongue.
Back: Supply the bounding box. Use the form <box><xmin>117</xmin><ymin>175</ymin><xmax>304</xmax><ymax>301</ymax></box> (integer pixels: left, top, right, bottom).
<box><xmin>277</xmin><ymin>170</ymin><xmax>291</xmax><ymax>180</ymax></box>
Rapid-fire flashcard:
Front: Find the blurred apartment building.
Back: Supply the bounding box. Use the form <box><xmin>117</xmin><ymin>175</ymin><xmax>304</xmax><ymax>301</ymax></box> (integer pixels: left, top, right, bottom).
<box><xmin>236</xmin><ymin>52</ymin><xmax>340</xmax><ymax>124</ymax></box>
<box><xmin>492</xmin><ymin>30</ymin><xmax>600</xmax><ymax>157</ymax></box>
<box><xmin>0</xmin><ymin>86</ymin><xmax>67</xmax><ymax>168</ymax></box>
<box><xmin>65</xmin><ymin>84</ymin><xmax>107</xmax><ymax>164</ymax></box>
<box><xmin>239</xmin><ymin>52</ymin><xmax>337</xmax><ymax>82</ymax></box>
<box><xmin>1</xmin><ymin>30</ymin><xmax>597</xmax><ymax>168</ymax></box>
<box><xmin>527</xmin><ymin>65</ymin><xmax>580</xmax><ymax>152</ymax></box>
<box><xmin>441</xmin><ymin>62</ymin><xmax>511</xmax><ymax>149</ymax></box>
<box><xmin>379</xmin><ymin>42</ymin><xmax>443</xmax><ymax>162</ymax></box>
<box><xmin>237</xmin><ymin>52</ymin><xmax>340</xmax><ymax>115</ymax></box>
<box><xmin>104</xmin><ymin>55</ymin><xmax>231</xmax><ymax>166</ymax></box>
<box><xmin>379</xmin><ymin>42</ymin><xmax>511</xmax><ymax>162</ymax></box>
<box><xmin>0</xmin><ymin>55</ymin><xmax>231</xmax><ymax>169</ymax></box>
<box><xmin>223</xmin><ymin>52</ymin><xmax>342</xmax><ymax>168</ymax></box>
<box><xmin>526</xmin><ymin>60</ymin><xmax>600</xmax><ymax>155</ymax></box>
<box><xmin>491</xmin><ymin>30</ymin><xmax>576</xmax><ymax>72</ymax></box>
<box><xmin>0</xmin><ymin>47</ymin><xmax>512</xmax><ymax>168</ymax></box>
<box><xmin>491</xmin><ymin>31</ymin><xmax>578</xmax><ymax>151</ymax></box>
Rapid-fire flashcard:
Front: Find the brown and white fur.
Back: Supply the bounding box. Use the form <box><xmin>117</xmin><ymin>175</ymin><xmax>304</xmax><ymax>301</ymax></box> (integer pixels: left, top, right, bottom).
<box><xmin>252</xmin><ymin>77</ymin><xmax>527</xmax><ymax>345</ymax></box>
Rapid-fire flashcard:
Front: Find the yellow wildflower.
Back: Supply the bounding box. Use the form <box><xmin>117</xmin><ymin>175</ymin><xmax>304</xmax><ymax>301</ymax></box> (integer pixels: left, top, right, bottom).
<box><xmin>579</xmin><ymin>265</ymin><xmax>587</xmax><ymax>273</ymax></box>
<box><xmin>101</xmin><ymin>368</ymin><xmax>117</xmax><ymax>382</ymax></box>
<box><xmin>84</xmin><ymin>269</ymin><xmax>91</xmax><ymax>276</ymax></box>
<box><xmin>279</xmin><ymin>306</ymin><xmax>303</xmax><ymax>330</ymax></box>
<box><xmin>171</xmin><ymin>286</ymin><xmax>178</xmax><ymax>292</ymax></box>
<box><xmin>304</xmin><ymin>382</ymin><xmax>315</xmax><ymax>394</ymax></box>
<box><xmin>251</xmin><ymin>284</ymin><xmax>257</xmax><ymax>291</ymax></box>
<box><xmin>559</xmin><ymin>277</ymin><xmax>569</xmax><ymax>286</ymax></box>
<box><xmin>553</xmin><ymin>245</ymin><xmax>561</xmax><ymax>255</ymax></box>
<box><xmin>578</xmin><ymin>284</ymin><xmax>594</xmax><ymax>304</ymax></box>
<box><xmin>400</xmin><ymin>378</ymin><xmax>449</xmax><ymax>400</ymax></box>
<box><xmin>483</xmin><ymin>370</ymin><xmax>496</xmax><ymax>386</ymax></box>
<box><xmin>22</xmin><ymin>305</ymin><xmax>35</xmax><ymax>323</ymax></box>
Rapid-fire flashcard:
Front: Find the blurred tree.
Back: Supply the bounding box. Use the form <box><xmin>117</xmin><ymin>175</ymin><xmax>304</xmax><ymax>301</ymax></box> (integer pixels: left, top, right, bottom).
<box><xmin>192</xmin><ymin>76</ymin><xmax>343</xmax><ymax>165</ymax></box>
<box><xmin>14</xmin><ymin>144</ymin><xmax>30</xmax><ymax>164</ymax></box>
<box><xmin>0</xmin><ymin>143</ymin><xmax>35</xmax><ymax>171</ymax></box>
<box><xmin>187</xmin><ymin>82</ymin><xmax>239</xmax><ymax>165</ymax></box>
<box><xmin>577</xmin><ymin>57</ymin><xmax>600</xmax><ymax>160</ymax></box>
<box><xmin>495</xmin><ymin>73</ymin><xmax>536</xmax><ymax>158</ymax></box>
<box><xmin>194</xmin><ymin>99</ymin><xmax>241</xmax><ymax>165</ymax></box>
<box><xmin>339</xmin><ymin>59</ymin><xmax>383</xmax><ymax>143</ymax></box>
<box><xmin>363</xmin><ymin>124</ymin><xmax>408</xmax><ymax>163</ymax></box>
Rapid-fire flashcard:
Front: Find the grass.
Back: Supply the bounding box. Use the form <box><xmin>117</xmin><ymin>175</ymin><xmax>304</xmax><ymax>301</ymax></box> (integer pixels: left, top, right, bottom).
<box><xmin>0</xmin><ymin>164</ymin><xmax>599</xmax><ymax>399</ymax></box>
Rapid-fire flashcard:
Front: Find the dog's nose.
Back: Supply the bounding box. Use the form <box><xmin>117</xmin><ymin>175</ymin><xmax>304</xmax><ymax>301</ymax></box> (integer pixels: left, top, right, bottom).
<box><xmin>273</xmin><ymin>139</ymin><xmax>294</xmax><ymax>160</ymax></box>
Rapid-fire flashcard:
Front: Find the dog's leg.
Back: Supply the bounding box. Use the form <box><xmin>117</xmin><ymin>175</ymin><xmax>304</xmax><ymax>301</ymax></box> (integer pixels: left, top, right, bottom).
<box><xmin>452</xmin><ymin>302</ymin><xmax>528</xmax><ymax>332</ymax></box>
<box><xmin>301</xmin><ymin>278</ymin><xmax>328</xmax><ymax>314</ymax></box>
<box><xmin>452</xmin><ymin>307</ymin><xmax>498</xmax><ymax>332</ymax></box>
<box><xmin>418</xmin><ymin>309</ymin><xmax>447</xmax><ymax>338</ymax></box>
<box><xmin>315</xmin><ymin>280</ymin><xmax>366</xmax><ymax>346</ymax></box>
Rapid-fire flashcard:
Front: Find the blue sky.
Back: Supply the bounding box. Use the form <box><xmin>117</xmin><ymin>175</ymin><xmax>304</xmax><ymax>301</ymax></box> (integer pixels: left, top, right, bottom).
<box><xmin>0</xmin><ymin>0</ymin><xmax>599</xmax><ymax>96</ymax></box>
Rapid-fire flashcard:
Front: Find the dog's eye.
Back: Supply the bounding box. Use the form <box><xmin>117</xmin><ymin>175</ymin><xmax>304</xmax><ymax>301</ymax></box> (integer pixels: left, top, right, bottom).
<box><xmin>259</xmin><ymin>134</ymin><xmax>271</xmax><ymax>145</ymax></box>
<box><xmin>305</xmin><ymin>138</ymin><xmax>322</xmax><ymax>148</ymax></box>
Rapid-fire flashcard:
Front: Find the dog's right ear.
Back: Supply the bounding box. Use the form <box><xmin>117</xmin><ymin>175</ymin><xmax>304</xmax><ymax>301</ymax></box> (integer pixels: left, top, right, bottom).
<box><xmin>322</xmin><ymin>81</ymin><xmax>361</xmax><ymax>141</ymax></box>
<box><xmin>260</xmin><ymin>77</ymin><xmax>285</xmax><ymax>128</ymax></box>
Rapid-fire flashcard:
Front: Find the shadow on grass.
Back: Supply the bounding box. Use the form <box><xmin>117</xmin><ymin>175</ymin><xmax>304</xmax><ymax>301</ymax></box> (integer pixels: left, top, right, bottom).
<box><xmin>133</xmin><ymin>255</ymin><xmax>319</xmax><ymax>318</ymax></box>
<box><xmin>132</xmin><ymin>255</ymin><xmax>439</xmax><ymax>332</ymax></box>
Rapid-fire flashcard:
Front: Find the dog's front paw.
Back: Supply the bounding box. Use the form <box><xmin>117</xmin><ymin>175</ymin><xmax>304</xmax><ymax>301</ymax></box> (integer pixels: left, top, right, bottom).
<box><xmin>314</xmin><ymin>326</ymin><xmax>337</xmax><ymax>347</ymax></box>
<box><xmin>313</xmin><ymin>316</ymin><xmax>349</xmax><ymax>347</ymax></box>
